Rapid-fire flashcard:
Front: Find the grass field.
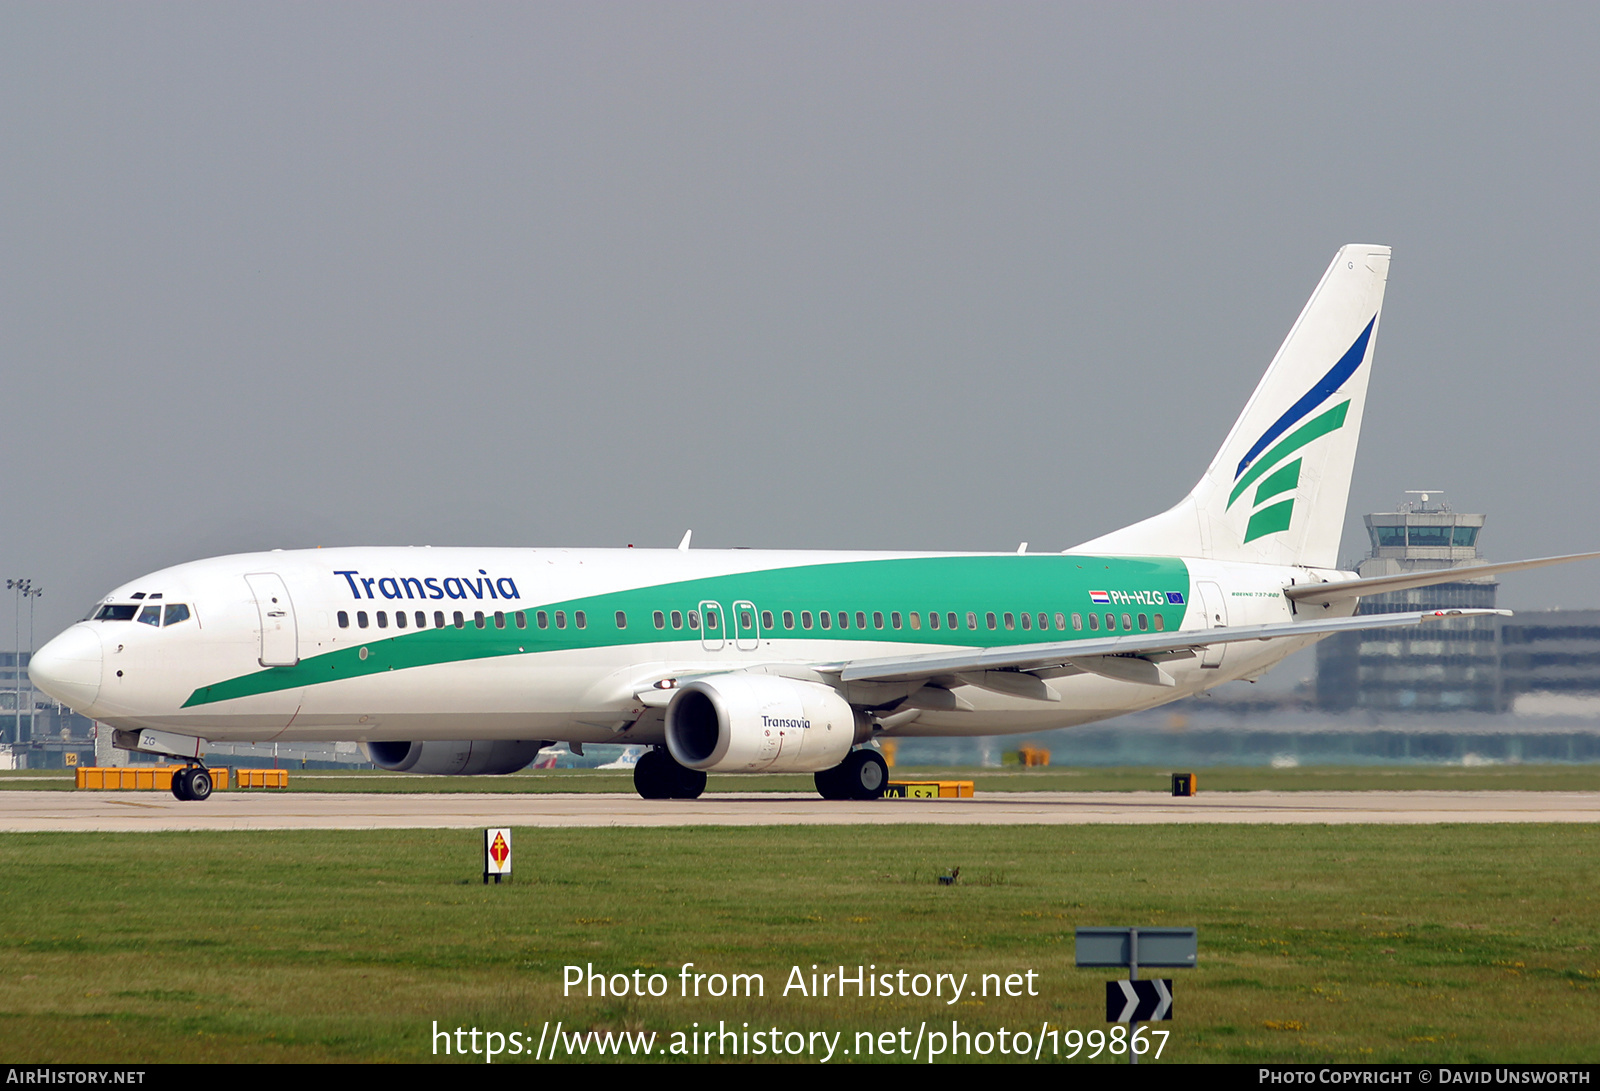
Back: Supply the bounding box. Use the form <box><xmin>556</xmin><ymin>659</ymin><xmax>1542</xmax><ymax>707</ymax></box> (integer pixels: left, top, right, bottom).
<box><xmin>2</xmin><ymin>824</ymin><xmax>1598</xmax><ymax>1064</ymax></box>
<box><xmin>7</xmin><ymin>763</ymin><xmax>1600</xmax><ymax>793</ymax></box>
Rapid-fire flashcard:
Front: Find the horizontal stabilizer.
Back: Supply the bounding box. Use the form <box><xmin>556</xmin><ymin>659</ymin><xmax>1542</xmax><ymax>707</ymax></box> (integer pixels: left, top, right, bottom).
<box><xmin>839</xmin><ymin>608</ymin><xmax>1508</xmax><ymax>684</ymax></box>
<box><xmin>1287</xmin><ymin>551</ymin><xmax>1600</xmax><ymax>607</ymax></box>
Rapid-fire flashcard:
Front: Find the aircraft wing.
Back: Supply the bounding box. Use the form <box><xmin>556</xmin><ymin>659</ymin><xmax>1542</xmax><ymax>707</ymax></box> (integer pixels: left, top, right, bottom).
<box><xmin>836</xmin><ymin>608</ymin><xmax>1508</xmax><ymax>686</ymax></box>
<box><xmin>1286</xmin><ymin>551</ymin><xmax>1600</xmax><ymax>608</ymax></box>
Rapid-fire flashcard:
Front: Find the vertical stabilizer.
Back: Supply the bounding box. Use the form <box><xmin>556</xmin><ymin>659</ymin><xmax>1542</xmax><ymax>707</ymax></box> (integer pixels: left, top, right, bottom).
<box><xmin>1072</xmin><ymin>244</ymin><xmax>1390</xmax><ymax>568</ymax></box>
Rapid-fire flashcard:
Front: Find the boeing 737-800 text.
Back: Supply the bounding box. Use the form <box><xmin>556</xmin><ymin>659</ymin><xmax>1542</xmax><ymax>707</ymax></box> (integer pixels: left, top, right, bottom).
<box><xmin>28</xmin><ymin>245</ymin><xmax>1597</xmax><ymax>801</ymax></box>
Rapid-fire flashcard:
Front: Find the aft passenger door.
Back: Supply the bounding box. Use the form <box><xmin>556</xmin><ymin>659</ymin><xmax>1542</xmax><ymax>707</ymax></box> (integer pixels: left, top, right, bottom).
<box><xmin>1196</xmin><ymin>580</ymin><xmax>1228</xmax><ymax>669</ymax></box>
<box><xmin>245</xmin><ymin>573</ymin><xmax>300</xmax><ymax>667</ymax></box>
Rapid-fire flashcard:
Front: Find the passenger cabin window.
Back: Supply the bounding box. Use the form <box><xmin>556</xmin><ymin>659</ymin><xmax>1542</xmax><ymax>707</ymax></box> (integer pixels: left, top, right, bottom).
<box><xmin>671</xmin><ymin>610</ymin><xmax>683</xmax><ymax>629</ymax></box>
<box><xmin>1020</xmin><ymin>613</ymin><xmax>1031</xmax><ymax>630</ymax></box>
<box><xmin>700</xmin><ymin>610</ymin><xmax>712</xmax><ymax>631</ymax></box>
<box><xmin>762</xmin><ymin>610</ymin><xmax>774</xmax><ymax>629</ymax></box>
<box><xmin>495</xmin><ymin>611</ymin><xmax>506</xmax><ymax>629</ymax></box>
<box><xmin>783</xmin><ymin>611</ymin><xmax>795</xmax><ymax>629</ymax></box>
<box><xmin>836</xmin><ymin>611</ymin><xmax>848</xmax><ymax>630</ymax></box>
<box><xmin>1105</xmin><ymin>614</ymin><xmax>1116</xmax><ymax>630</ymax></box>
<box><xmin>555</xmin><ymin>611</ymin><xmax>566</xmax><ymax>629</ymax></box>
<box><xmin>1087</xmin><ymin>613</ymin><xmax>1099</xmax><ymax>631</ymax></box>
<box><xmin>928</xmin><ymin>612</ymin><xmax>939</xmax><ymax>630</ymax></box>
<box><xmin>986</xmin><ymin>612</ymin><xmax>996</xmax><ymax>630</ymax></box>
<box><xmin>137</xmin><ymin>605</ymin><xmax>161</xmax><ymax>626</ymax></box>
<box><xmin>1004</xmin><ymin>613</ymin><xmax>1015</xmax><ymax>630</ymax></box>
<box><xmin>435</xmin><ymin>611</ymin><xmax>446</xmax><ymax>628</ymax></box>
<box><xmin>395</xmin><ymin>611</ymin><xmax>407</xmax><ymax>629</ymax></box>
<box><xmin>377</xmin><ymin>611</ymin><xmax>388</xmax><ymax>628</ymax></box>
<box><xmin>857</xmin><ymin>612</ymin><xmax>867</xmax><ymax>629</ymax></box>
<box><xmin>873</xmin><ymin>612</ymin><xmax>884</xmax><ymax>629</ymax></box>
<box><xmin>1154</xmin><ymin>614</ymin><xmax>1165</xmax><ymax>631</ymax></box>
<box><xmin>516</xmin><ymin>611</ymin><xmax>526</xmax><ymax>629</ymax></box>
<box><xmin>614</xmin><ymin>611</ymin><xmax>626</xmax><ymax>629</ymax></box>
<box><xmin>1071</xmin><ymin>613</ymin><xmax>1083</xmax><ymax>631</ymax></box>
<box><xmin>800</xmin><ymin>611</ymin><xmax>812</xmax><ymax>630</ymax></box>
<box><xmin>1055</xmin><ymin>612</ymin><xmax>1066</xmax><ymax>631</ymax></box>
<box><xmin>891</xmin><ymin>612</ymin><xmax>902</xmax><ymax>630</ymax></box>
<box><xmin>654</xmin><ymin>611</ymin><xmax>666</xmax><ymax>629</ymax></box>
<box><xmin>337</xmin><ymin>610</ymin><xmax>350</xmax><ymax>628</ymax></box>
<box><xmin>1038</xmin><ymin>613</ymin><xmax>1049</xmax><ymax>630</ymax></box>
<box><xmin>1122</xmin><ymin>613</ymin><xmax>1133</xmax><ymax>631</ymax></box>
<box><xmin>908</xmin><ymin>612</ymin><xmax>921</xmax><ymax>630</ymax></box>
<box><xmin>453</xmin><ymin>611</ymin><xmax>465</xmax><ymax>628</ymax></box>
<box><xmin>537</xmin><ymin>611</ymin><xmax>549</xmax><ymax>629</ymax></box>
<box><xmin>819</xmin><ymin>611</ymin><xmax>831</xmax><ymax>629</ymax></box>
<box><xmin>1138</xmin><ymin>614</ymin><xmax>1149</xmax><ymax>631</ymax></box>
<box><xmin>474</xmin><ymin>611</ymin><xmax>485</xmax><ymax>629</ymax></box>
<box><xmin>358</xmin><ymin>611</ymin><xmax>369</xmax><ymax>628</ymax></box>
<box><xmin>967</xmin><ymin>612</ymin><xmax>977</xmax><ymax>630</ymax></box>
<box><xmin>575</xmin><ymin>611</ymin><xmax>587</xmax><ymax>629</ymax></box>
<box><xmin>688</xmin><ymin>611</ymin><xmax>700</xmax><ymax>630</ymax></box>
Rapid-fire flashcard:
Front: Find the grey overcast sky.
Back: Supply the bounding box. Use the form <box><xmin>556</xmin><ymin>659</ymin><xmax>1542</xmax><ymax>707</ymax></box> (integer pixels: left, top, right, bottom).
<box><xmin>4</xmin><ymin>3</ymin><xmax>1600</xmax><ymax>643</ymax></box>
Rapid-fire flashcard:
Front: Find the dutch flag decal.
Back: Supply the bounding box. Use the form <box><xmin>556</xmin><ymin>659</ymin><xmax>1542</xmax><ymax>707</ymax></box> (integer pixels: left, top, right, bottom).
<box><xmin>1089</xmin><ymin>591</ymin><xmax>1111</xmax><ymax>604</ymax></box>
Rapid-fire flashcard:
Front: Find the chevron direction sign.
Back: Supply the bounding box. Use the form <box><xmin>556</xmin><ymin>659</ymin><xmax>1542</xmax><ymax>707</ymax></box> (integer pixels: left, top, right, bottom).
<box><xmin>1107</xmin><ymin>979</ymin><xmax>1173</xmax><ymax>1023</ymax></box>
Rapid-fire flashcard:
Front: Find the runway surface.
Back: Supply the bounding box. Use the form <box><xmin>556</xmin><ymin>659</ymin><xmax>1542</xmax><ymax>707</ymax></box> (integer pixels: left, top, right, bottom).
<box><xmin>5</xmin><ymin>789</ymin><xmax>1600</xmax><ymax>831</ymax></box>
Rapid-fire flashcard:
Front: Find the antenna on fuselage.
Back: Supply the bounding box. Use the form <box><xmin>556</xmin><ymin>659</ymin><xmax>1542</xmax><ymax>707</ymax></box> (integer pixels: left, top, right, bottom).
<box><xmin>1017</xmin><ymin>542</ymin><xmax>1028</xmax><ymax>554</ymax></box>
<box><xmin>678</xmin><ymin>529</ymin><xmax>692</xmax><ymax>551</ymax></box>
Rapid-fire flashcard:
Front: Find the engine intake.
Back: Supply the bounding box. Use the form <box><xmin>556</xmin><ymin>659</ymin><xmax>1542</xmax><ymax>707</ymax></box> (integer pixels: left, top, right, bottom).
<box><xmin>664</xmin><ymin>674</ymin><xmax>859</xmax><ymax>773</ymax></box>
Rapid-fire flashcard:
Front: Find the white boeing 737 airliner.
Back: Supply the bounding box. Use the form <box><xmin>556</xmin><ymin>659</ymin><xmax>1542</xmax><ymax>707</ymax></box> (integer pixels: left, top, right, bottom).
<box><xmin>29</xmin><ymin>245</ymin><xmax>1598</xmax><ymax>802</ymax></box>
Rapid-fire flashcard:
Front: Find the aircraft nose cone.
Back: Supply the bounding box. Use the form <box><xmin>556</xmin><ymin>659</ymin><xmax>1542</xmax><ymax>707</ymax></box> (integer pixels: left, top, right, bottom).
<box><xmin>30</xmin><ymin>625</ymin><xmax>103</xmax><ymax>710</ymax></box>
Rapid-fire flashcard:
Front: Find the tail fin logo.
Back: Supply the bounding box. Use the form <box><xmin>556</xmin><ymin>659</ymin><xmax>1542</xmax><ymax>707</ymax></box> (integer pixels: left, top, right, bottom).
<box><xmin>1225</xmin><ymin>316</ymin><xmax>1375</xmax><ymax>543</ymax></box>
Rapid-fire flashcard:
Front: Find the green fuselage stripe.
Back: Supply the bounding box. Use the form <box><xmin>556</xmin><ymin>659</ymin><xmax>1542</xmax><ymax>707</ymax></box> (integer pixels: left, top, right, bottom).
<box><xmin>181</xmin><ymin>555</ymin><xmax>1192</xmax><ymax>708</ymax></box>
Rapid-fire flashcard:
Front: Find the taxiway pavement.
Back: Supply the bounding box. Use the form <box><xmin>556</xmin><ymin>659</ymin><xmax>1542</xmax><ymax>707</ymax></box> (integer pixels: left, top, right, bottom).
<box><xmin>4</xmin><ymin>789</ymin><xmax>1599</xmax><ymax>832</ymax></box>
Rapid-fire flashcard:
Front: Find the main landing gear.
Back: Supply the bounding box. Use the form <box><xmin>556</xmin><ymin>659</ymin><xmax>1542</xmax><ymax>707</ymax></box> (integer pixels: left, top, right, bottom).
<box><xmin>814</xmin><ymin>748</ymin><xmax>889</xmax><ymax>801</ymax></box>
<box><xmin>170</xmin><ymin>764</ymin><xmax>214</xmax><ymax>802</ymax></box>
<box><xmin>633</xmin><ymin>748</ymin><xmax>707</xmax><ymax>800</ymax></box>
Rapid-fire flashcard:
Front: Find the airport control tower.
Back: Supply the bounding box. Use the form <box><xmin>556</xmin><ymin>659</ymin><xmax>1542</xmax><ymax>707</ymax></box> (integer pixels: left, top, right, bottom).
<box><xmin>1316</xmin><ymin>492</ymin><xmax>1502</xmax><ymax>711</ymax></box>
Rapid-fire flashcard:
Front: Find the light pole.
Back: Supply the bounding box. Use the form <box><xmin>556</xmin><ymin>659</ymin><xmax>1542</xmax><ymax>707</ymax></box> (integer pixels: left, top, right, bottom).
<box><xmin>5</xmin><ymin>579</ymin><xmax>29</xmax><ymax>744</ymax></box>
<box><xmin>23</xmin><ymin>587</ymin><xmax>41</xmax><ymax>742</ymax></box>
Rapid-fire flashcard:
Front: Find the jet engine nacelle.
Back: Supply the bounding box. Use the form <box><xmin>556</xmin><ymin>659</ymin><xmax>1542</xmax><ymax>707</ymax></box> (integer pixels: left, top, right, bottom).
<box><xmin>364</xmin><ymin>739</ymin><xmax>551</xmax><ymax>776</ymax></box>
<box><xmin>664</xmin><ymin>674</ymin><xmax>860</xmax><ymax>773</ymax></box>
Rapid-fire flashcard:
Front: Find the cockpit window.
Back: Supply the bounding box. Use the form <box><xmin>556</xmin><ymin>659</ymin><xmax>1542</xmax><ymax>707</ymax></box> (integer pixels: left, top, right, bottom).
<box><xmin>94</xmin><ymin>604</ymin><xmax>138</xmax><ymax>621</ymax></box>
<box><xmin>137</xmin><ymin>605</ymin><xmax>162</xmax><ymax>626</ymax></box>
<box><xmin>163</xmin><ymin>604</ymin><xmax>191</xmax><ymax>626</ymax></box>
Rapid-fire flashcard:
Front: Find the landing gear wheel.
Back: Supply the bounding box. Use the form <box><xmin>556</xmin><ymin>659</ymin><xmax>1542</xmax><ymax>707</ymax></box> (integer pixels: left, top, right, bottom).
<box><xmin>633</xmin><ymin>749</ymin><xmax>673</xmax><ymax>799</ymax></box>
<box><xmin>187</xmin><ymin>768</ymin><xmax>213</xmax><ymax>801</ymax></box>
<box><xmin>171</xmin><ymin>768</ymin><xmax>194</xmax><ymax>801</ymax></box>
<box><xmin>840</xmin><ymin>749</ymin><xmax>888</xmax><ymax>800</ymax></box>
<box><xmin>634</xmin><ymin>749</ymin><xmax>707</xmax><ymax>800</ymax></box>
<box><xmin>813</xmin><ymin>763</ymin><xmax>850</xmax><ymax>800</ymax></box>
